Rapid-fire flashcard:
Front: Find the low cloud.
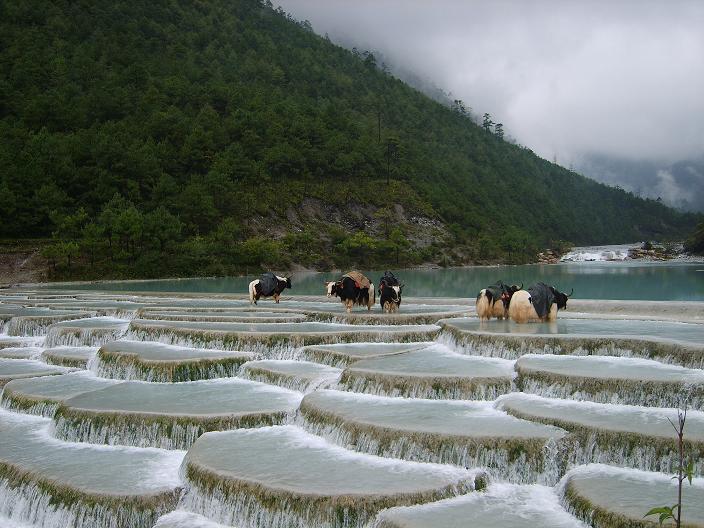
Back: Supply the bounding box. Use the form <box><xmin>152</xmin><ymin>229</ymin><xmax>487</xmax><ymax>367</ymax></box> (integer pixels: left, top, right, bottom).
<box><xmin>277</xmin><ymin>0</ymin><xmax>704</xmax><ymax>208</ymax></box>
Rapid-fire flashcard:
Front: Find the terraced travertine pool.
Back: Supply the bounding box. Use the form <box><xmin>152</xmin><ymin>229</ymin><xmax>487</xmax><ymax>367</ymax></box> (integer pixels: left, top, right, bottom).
<box><xmin>0</xmin><ymin>285</ymin><xmax>703</xmax><ymax>528</ymax></box>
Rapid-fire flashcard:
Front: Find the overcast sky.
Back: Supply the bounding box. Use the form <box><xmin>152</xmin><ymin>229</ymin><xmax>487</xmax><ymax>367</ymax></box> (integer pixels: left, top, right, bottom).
<box><xmin>277</xmin><ymin>1</ymin><xmax>704</xmax><ymax>209</ymax></box>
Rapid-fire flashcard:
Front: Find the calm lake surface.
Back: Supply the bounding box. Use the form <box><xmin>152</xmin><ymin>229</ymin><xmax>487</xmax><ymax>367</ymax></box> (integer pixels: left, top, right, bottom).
<box><xmin>54</xmin><ymin>261</ymin><xmax>704</xmax><ymax>301</ymax></box>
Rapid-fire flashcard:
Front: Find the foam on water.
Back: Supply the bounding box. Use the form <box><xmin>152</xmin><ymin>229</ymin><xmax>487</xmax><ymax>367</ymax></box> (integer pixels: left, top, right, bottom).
<box><xmin>560</xmin><ymin>244</ymin><xmax>635</xmax><ymax>262</ymax></box>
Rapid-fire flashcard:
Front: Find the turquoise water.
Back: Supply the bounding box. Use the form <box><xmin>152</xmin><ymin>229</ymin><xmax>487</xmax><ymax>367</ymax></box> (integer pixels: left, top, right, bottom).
<box><xmin>48</xmin><ymin>262</ymin><xmax>704</xmax><ymax>300</ymax></box>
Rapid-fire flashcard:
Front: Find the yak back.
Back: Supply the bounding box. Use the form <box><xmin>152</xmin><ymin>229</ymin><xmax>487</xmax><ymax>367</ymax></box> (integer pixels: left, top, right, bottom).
<box><xmin>379</xmin><ymin>271</ymin><xmax>399</xmax><ymax>288</ymax></box>
<box><xmin>259</xmin><ymin>272</ymin><xmax>279</xmax><ymax>297</ymax></box>
<box><xmin>485</xmin><ymin>281</ymin><xmax>509</xmax><ymax>302</ymax></box>
<box><xmin>343</xmin><ymin>271</ymin><xmax>371</xmax><ymax>289</ymax></box>
<box><xmin>527</xmin><ymin>282</ymin><xmax>555</xmax><ymax>319</ymax></box>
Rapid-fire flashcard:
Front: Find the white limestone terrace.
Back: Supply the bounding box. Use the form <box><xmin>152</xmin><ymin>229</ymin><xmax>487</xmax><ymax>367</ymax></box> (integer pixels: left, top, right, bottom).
<box><xmin>339</xmin><ymin>344</ymin><xmax>515</xmax><ymax>399</ymax></box>
<box><xmin>0</xmin><ymin>347</ymin><xmax>42</xmax><ymax>359</ymax></box>
<box><xmin>41</xmin><ymin>346</ymin><xmax>98</xmax><ymax>369</ymax></box>
<box><xmin>0</xmin><ymin>358</ymin><xmax>72</xmax><ymax>387</ymax></box>
<box><xmin>127</xmin><ymin>319</ymin><xmax>441</xmax><ymax>354</ymax></box>
<box><xmin>0</xmin><ymin>409</ymin><xmax>183</xmax><ymax>528</ymax></box>
<box><xmin>94</xmin><ymin>340</ymin><xmax>255</xmax><ymax>382</ymax></box>
<box><xmin>442</xmin><ymin>317</ymin><xmax>704</xmax><ymax>346</ymax></box>
<box><xmin>297</xmin><ymin>389</ymin><xmax>566</xmax><ymax>483</ymax></box>
<box><xmin>568</xmin><ymin>299</ymin><xmax>704</xmax><ymax>323</ymax></box>
<box><xmin>54</xmin><ymin>378</ymin><xmax>303</xmax><ymax>449</ymax></box>
<box><xmin>239</xmin><ymin>359</ymin><xmax>342</xmax><ymax>392</ymax></box>
<box><xmin>137</xmin><ymin>309</ymin><xmax>308</xmax><ymax>323</ymax></box>
<box><xmin>498</xmin><ymin>393</ymin><xmax>704</xmax><ymax>475</ymax></box>
<box><xmin>1</xmin><ymin>371</ymin><xmax>118</xmax><ymax>417</ymax></box>
<box><xmin>515</xmin><ymin>353</ymin><xmax>704</xmax><ymax>408</ymax></box>
<box><xmin>300</xmin><ymin>342</ymin><xmax>430</xmax><ymax>368</ymax></box>
<box><xmin>372</xmin><ymin>483</ymin><xmax>587</xmax><ymax>528</ymax></box>
<box><xmin>439</xmin><ymin>316</ymin><xmax>704</xmax><ymax>367</ymax></box>
<box><xmin>44</xmin><ymin>316</ymin><xmax>130</xmax><ymax>347</ymax></box>
<box><xmin>559</xmin><ymin>464</ymin><xmax>704</xmax><ymax>527</ymax></box>
<box><xmin>153</xmin><ymin>510</ymin><xmax>233</xmax><ymax>528</ymax></box>
<box><xmin>181</xmin><ymin>425</ymin><xmax>484</xmax><ymax>528</ymax></box>
<box><xmin>0</xmin><ymin>306</ymin><xmax>93</xmax><ymax>337</ymax></box>
<box><xmin>0</xmin><ymin>336</ymin><xmax>44</xmax><ymax>350</ymax></box>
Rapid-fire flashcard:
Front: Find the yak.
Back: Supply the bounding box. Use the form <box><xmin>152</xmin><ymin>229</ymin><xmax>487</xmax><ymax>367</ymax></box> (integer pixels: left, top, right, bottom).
<box><xmin>508</xmin><ymin>282</ymin><xmax>572</xmax><ymax>323</ymax></box>
<box><xmin>249</xmin><ymin>272</ymin><xmax>291</xmax><ymax>304</ymax></box>
<box><xmin>378</xmin><ymin>271</ymin><xmax>403</xmax><ymax>313</ymax></box>
<box><xmin>325</xmin><ymin>271</ymin><xmax>375</xmax><ymax>313</ymax></box>
<box><xmin>476</xmin><ymin>281</ymin><xmax>522</xmax><ymax>320</ymax></box>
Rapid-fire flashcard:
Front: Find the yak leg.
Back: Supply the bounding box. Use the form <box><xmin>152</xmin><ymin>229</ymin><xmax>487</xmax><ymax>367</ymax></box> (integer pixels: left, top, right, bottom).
<box><xmin>546</xmin><ymin>303</ymin><xmax>558</xmax><ymax>321</ymax></box>
<box><xmin>274</xmin><ymin>293</ymin><xmax>280</xmax><ymax>304</ymax></box>
<box><xmin>346</xmin><ymin>300</ymin><xmax>353</xmax><ymax>313</ymax></box>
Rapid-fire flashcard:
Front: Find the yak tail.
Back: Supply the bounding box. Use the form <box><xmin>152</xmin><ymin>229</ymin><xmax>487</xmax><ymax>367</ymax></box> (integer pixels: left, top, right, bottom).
<box><xmin>476</xmin><ymin>289</ymin><xmax>491</xmax><ymax>320</ymax></box>
<box><xmin>248</xmin><ymin>280</ymin><xmax>257</xmax><ymax>304</ymax></box>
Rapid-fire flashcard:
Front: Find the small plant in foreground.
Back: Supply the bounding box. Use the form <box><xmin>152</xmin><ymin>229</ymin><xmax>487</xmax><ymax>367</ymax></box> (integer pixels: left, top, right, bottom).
<box><xmin>644</xmin><ymin>406</ymin><xmax>696</xmax><ymax>527</ymax></box>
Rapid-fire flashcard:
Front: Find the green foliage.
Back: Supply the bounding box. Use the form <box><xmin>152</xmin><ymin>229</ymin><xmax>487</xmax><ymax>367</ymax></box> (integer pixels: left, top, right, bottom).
<box><xmin>644</xmin><ymin>505</ymin><xmax>678</xmax><ymax>526</ymax></box>
<box><xmin>0</xmin><ymin>0</ymin><xmax>699</xmax><ymax>279</ymax></box>
<box><xmin>644</xmin><ymin>406</ymin><xmax>696</xmax><ymax>528</ymax></box>
<box><xmin>684</xmin><ymin>223</ymin><xmax>704</xmax><ymax>255</ymax></box>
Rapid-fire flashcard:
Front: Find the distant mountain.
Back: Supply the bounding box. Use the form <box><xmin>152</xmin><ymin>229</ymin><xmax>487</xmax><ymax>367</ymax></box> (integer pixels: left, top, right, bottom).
<box><xmin>0</xmin><ymin>0</ymin><xmax>700</xmax><ymax>279</ymax></box>
<box><xmin>575</xmin><ymin>155</ymin><xmax>704</xmax><ymax>213</ymax></box>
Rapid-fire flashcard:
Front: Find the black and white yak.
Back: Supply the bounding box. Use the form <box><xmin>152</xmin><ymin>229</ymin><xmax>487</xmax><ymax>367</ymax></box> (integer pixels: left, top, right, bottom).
<box><xmin>249</xmin><ymin>272</ymin><xmax>291</xmax><ymax>304</ymax></box>
<box><xmin>378</xmin><ymin>271</ymin><xmax>403</xmax><ymax>313</ymax></box>
<box><xmin>325</xmin><ymin>271</ymin><xmax>375</xmax><ymax>313</ymax></box>
<box><xmin>476</xmin><ymin>281</ymin><xmax>522</xmax><ymax>320</ymax></box>
<box><xmin>508</xmin><ymin>282</ymin><xmax>572</xmax><ymax>323</ymax></box>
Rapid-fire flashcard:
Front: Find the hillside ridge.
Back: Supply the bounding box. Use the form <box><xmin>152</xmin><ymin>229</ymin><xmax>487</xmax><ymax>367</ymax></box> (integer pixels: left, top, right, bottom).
<box><xmin>0</xmin><ymin>0</ymin><xmax>699</xmax><ymax>280</ymax></box>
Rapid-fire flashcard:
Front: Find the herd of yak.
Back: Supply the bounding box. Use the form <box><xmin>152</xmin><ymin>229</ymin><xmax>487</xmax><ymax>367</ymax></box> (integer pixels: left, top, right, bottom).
<box><xmin>249</xmin><ymin>272</ymin><xmax>573</xmax><ymax>323</ymax></box>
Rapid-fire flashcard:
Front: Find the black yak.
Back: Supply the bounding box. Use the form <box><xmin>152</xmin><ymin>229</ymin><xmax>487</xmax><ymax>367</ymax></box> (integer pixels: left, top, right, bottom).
<box><xmin>325</xmin><ymin>271</ymin><xmax>375</xmax><ymax>313</ymax></box>
<box><xmin>476</xmin><ymin>281</ymin><xmax>521</xmax><ymax>320</ymax></box>
<box><xmin>508</xmin><ymin>282</ymin><xmax>572</xmax><ymax>323</ymax></box>
<box><xmin>378</xmin><ymin>271</ymin><xmax>403</xmax><ymax>313</ymax></box>
<box><xmin>249</xmin><ymin>272</ymin><xmax>291</xmax><ymax>304</ymax></box>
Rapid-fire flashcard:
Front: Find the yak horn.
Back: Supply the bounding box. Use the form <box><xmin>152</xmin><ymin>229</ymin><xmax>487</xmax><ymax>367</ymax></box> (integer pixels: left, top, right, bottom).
<box><xmin>567</xmin><ymin>288</ymin><xmax>574</xmax><ymax>297</ymax></box>
<box><xmin>518</xmin><ymin>283</ymin><xmax>523</xmax><ymax>290</ymax></box>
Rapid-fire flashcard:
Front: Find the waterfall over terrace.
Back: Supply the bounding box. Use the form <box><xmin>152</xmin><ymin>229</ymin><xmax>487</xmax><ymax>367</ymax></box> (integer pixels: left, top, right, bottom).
<box><xmin>0</xmin><ymin>266</ymin><xmax>703</xmax><ymax>527</ymax></box>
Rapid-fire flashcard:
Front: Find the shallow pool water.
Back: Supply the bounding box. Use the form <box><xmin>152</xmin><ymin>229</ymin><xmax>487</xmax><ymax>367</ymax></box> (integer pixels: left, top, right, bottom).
<box><xmin>445</xmin><ymin>317</ymin><xmax>704</xmax><ymax>345</ymax></box>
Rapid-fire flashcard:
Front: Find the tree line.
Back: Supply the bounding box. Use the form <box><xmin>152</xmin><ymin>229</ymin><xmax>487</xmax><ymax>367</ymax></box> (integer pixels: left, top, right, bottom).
<box><xmin>0</xmin><ymin>0</ymin><xmax>699</xmax><ymax>279</ymax></box>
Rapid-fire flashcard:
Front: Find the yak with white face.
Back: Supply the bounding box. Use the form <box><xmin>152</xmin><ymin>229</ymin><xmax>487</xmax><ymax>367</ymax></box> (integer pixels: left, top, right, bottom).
<box><xmin>325</xmin><ymin>271</ymin><xmax>375</xmax><ymax>313</ymax></box>
<box><xmin>508</xmin><ymin>282</ymin><xmax>572</xmax><ymax>323</ymax></box>
<box><xmin>249</xmin><ymin>272</ymin><xmax>291</xmax><ymax>304</ymax></box>
<box><xmin>378</xmin><ymin>271</ymin><xmax>403</xmax><ymax>313</ymax></box>
<box><xmin>476</xmin><ymin>281</ymin><xmax>521</xmax><ymax>320</ymax></box>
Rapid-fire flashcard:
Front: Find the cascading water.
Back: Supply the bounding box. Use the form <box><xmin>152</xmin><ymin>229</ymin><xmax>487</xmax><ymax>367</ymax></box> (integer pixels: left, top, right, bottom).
<box><xmin>0</xmin><ymin>289</ymin><xmax>701</xmax><ymax>528</ymax></box>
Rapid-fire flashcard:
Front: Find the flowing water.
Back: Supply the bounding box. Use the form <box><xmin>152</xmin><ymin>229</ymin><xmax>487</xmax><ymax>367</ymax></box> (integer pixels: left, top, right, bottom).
<box><xmin>1</xmin><ymin>258</ymin><xmax>704</xmax><ymax>527</ymax></box>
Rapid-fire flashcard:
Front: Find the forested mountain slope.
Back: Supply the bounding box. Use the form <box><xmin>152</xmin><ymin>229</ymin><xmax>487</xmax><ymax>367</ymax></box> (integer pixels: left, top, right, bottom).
<box><xmin>0</xmin><ymin>0</ymin><xmax>698</xmax><ymax>279</ymax></box>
